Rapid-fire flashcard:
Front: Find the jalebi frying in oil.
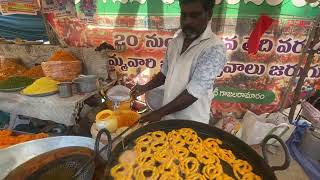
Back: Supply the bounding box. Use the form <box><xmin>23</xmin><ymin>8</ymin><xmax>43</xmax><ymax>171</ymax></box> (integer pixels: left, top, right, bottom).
<box><xmin>110</xmin><ymin>128</ymin><xmax>262</xmax><ymax>180</ymax></box>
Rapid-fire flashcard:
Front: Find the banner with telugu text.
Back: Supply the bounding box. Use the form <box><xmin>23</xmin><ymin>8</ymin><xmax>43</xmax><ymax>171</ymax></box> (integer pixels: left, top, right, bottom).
<box><xmin>45</xmin><ymin>0</ymin><xmax>320</xmax><ymax>118</ymax></box>
<box><xmin>74</xmin><ymin>0</ymin><xmax>320</xmax><ymax>19</ymax></box>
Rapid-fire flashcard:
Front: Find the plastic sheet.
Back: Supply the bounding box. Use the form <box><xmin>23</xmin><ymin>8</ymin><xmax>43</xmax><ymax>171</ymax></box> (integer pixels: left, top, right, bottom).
<box><xmin>241</xmin><ymin>111</ymin><xmax>290</xmax><ymax>145</ymax></box>
<box><xmin>301</xmin><ymin>101</ymin><xmax>320</xmax><ymax>128</ymax></box>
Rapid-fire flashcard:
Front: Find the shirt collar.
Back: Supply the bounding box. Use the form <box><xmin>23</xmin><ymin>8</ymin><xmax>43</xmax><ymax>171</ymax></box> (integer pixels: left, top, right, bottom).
<box><xmin>197</xmin><ymin>20</ymin><xmax>213</xmax><ymax>42</ymax></box>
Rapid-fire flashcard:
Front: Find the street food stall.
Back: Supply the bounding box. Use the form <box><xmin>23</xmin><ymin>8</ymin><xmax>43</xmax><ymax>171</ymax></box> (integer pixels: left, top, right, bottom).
<box><xmin>0</xmin><ymin>0</ymin><xmax>320</xmax><ymax>179</ymax></box>
<box><xmin>0</xmin><ymin>50</ymin><xmax>110</xmax><ymax>130</ymax></box>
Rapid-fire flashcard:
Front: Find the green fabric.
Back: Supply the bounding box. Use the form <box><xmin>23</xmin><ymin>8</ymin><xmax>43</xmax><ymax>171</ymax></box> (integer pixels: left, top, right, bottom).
<box><xmin>0</xmin><ymin>76</ymin><xmax>34</xmax><ymax>89</ymax></box>
<box><xmin>76</xmin><ymin>0</ymin><xmax>320</xmax><ymax>18</ymax></box>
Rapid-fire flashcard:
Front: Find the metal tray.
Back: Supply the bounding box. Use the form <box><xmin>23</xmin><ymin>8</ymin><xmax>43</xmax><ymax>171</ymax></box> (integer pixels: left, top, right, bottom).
<box><xmin>0</xmin><ymin>86</ymin><xmax>26</xmax><ymax>92</ymax></box>
<box><xmin>20</xmin><ymin>91</ymin><xmax>58</xmax><ymax>97</ymax></box>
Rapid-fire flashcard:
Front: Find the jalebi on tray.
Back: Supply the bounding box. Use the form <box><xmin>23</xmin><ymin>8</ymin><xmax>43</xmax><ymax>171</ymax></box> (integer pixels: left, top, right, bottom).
<box><xmin>0</xmin><ymin>130</ymin><xmax>48</xmax><ymax>149</ymax></box>
<box><xmin>0</xmin><ymin>60</ymin><xmax>27</xmax><ymax>80</ymax></box>
<box><xmin>111</xmin><ymin>128</ymin><xmax>261</xmax><ymax>180</ymax></box>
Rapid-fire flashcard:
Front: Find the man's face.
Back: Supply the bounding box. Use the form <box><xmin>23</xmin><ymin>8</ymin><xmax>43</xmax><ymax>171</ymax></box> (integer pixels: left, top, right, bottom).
<box><xmin>180</xmin><ymin>1</ymin><xmax>210</xmax><ymax>40</ymax></box>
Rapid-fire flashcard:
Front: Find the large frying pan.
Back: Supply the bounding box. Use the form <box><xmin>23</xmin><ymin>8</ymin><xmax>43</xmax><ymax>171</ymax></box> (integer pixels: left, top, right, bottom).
<box><xmin>101</xmin><ymin>120</ymin><xmax>291</xmax><ymax>180</ymax></box>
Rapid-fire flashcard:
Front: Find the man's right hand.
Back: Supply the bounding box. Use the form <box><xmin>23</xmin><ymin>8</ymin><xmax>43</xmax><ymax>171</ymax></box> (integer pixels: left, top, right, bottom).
<box><xmin>130</xmin><ymin>72</ymin><xmax>166</xmax><ymax>99</ymax></box>
<box><xmin>130</xmin><ymin>84</ymin><xmax>147</xmax><ymax>98</ymax></box>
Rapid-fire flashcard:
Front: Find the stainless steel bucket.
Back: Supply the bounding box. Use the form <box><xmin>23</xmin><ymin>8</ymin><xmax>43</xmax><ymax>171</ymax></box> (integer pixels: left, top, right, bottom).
<box><xmin>73</xmin><ymin>75</ymin><xmax>98</xmax><ymax>93</ymax></box>
<box><xmin>58</xmin><ymin>82</ymin><xmax>73</xmax><ymax>98</ymax></box>
<box><xmin>300</xmin><ymin>127</ymin><xmax>320</xmax><ymax>161</ymax></box>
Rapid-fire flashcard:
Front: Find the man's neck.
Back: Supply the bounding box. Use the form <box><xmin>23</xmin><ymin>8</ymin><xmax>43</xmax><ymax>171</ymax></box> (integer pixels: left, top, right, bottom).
<box><xmin>181</xmin><ymin>36</ymin><xmax>198</xmax><ymax>55</ymax></box>
<box><xmin>180</xmin><ymin>23</ymin><xmax>209</xmax><ymax>54</ymax></box>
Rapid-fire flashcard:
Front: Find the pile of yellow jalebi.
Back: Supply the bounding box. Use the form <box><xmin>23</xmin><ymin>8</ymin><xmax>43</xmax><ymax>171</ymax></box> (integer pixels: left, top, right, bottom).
<box><xmin>22</xmin><ymin>77</ymin><xmax>58</xmax><ymax>95</ymax></box>
<box><xmin>22</xmin><ymin>65</ymin><xmax>44</xmax><ymax>79</ymax></box>
<box><xmin>0</xmin><ymin>60</ymin><xmax>27</xmax><ymax>80</ymax></box>
<box><xmin>0</xmin><ymin>130</ymin><xmax>48</xmax><ymax>149</ymax></box>
<box><xmin>111</xmin><ymin>128</ymin><xmax>262</xmax><ymax>180</ymax></box>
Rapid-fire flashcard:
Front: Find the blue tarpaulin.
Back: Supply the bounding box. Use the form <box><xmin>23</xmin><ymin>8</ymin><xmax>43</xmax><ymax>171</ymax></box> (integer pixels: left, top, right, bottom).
<box><xmin>0</xmin><ymin>14</ymin><xmax>48</xmax><ymax>41</ymax></box>
<box><xmin>286</xmin><ymin>125</ymin><xmax>320</xmax><ymax>180</ymax></box>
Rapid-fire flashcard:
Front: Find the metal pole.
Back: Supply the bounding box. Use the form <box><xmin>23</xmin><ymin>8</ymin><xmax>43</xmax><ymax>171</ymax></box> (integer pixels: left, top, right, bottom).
<box><xmin>288</xmin><ymin>16</ymin><xmax>320</xmax><ymax>122</ymax></box>
<box><xmin>279</xmin><ymin>17</ymin><xmax>318</xmax><ymax>111</ymax></box>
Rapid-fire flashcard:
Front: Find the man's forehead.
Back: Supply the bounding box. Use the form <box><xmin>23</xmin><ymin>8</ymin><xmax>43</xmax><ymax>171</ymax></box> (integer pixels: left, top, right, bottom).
<box><xmin>180</xmin><ymin>1</ymin><xmax>205</xmax><ymax>12</ymax></box>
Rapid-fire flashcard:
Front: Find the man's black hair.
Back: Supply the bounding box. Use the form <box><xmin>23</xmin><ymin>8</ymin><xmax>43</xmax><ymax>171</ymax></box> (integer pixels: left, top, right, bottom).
<box><xmin>179</xmin><ymin>0</ymin><xmax>215</xmax><ymax>13</ymax></box>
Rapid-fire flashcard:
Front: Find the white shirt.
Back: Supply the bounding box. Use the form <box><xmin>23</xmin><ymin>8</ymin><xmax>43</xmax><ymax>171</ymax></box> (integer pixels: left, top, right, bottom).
<box><xmin>161</xmin><ymin>21</ymin><xmax>227</xmax><ymax>124</ymax></box>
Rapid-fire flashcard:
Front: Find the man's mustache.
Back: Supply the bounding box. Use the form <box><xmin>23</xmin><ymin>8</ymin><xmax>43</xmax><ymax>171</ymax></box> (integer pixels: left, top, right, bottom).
<box><xmin>182</xmin><ymin>26</ymin><xmax>196</xmax><ymax>33</ymax></box>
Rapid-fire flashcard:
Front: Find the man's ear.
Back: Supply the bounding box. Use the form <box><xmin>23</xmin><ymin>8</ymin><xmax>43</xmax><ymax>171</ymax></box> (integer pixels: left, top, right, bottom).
<box><xmin>207</xmin><ymin>10</ymin><xmax>213</xmax><ymax>19</ymax></box>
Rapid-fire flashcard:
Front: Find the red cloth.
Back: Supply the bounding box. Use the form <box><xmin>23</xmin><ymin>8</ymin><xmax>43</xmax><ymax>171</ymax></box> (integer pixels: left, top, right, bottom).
<box><xmin>248</xmin><ymin>15</ymin><xmax>274</xmax><ymax>54</ymax></box>
<box><xmin>45</xmin><ymin>13</ymin><xmax>55</xmax><ymax>26</ymax></box>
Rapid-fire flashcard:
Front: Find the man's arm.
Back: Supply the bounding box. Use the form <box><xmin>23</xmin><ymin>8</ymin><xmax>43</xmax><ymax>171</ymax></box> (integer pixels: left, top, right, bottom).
<box><xmin>143</xmin><ymin>50</ymin><xmax>169</xmax><ymax>91</ymax></box>
<box><xmin>131</xmin><ymin>51</ymin><xmax>169</xmax><ymax>98</ymax></box>
<box><xmin>143</xmin><ymin>72</ymin><xmax>166</xmax><ymax>92</ymax></box>
<box><xmin>131</xmin><ymin>72</ymin><xmax>166</xmax><ymax>98</ymax></box>
<box><xmin>157</xmin><ymin>90</ymin><xmax>197</xmax><ymax>116</ymax></box>
<box><xmin>140</xmin><ymin>90</ymin><xmax>197</xmax><ymax>123</ymax></box>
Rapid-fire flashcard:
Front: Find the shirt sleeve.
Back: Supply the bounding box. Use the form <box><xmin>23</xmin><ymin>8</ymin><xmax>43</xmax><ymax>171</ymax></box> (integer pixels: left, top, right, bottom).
<box><xmin>186</xmin><ymin>45</ymin><xmax>227</xmax><ymax>99</ymax></box>
<box><xmin>160</xmin><ymin>50</ymin><xmax>169</xmax><ymax>76</ymax></box>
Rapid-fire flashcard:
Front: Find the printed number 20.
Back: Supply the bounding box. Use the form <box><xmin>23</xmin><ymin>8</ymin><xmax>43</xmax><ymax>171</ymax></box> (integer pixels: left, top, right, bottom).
<box><xmin>114</xmin><ymin>34</ymin><xmax>138</xmax><ymax>47</ymax></box>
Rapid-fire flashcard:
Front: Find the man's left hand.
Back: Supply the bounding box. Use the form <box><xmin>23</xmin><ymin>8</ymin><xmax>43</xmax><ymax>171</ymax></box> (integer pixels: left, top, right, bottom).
<box><xmin>139</xmin><ymin>111</ymin><xmax>163</xmax><ymax>123</ymax></box>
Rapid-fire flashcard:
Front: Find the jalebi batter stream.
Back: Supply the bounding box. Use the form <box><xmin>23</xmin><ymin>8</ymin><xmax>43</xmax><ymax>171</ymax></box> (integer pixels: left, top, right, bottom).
<box><xmin>111</xmin><ymin>128</ymin><xmax>261</xmax><ymax>180</ymax></box>
<box><xmin>22</xmin><ymin>77</ymin><xmax>58</xmax><ymax>95</ymax></box>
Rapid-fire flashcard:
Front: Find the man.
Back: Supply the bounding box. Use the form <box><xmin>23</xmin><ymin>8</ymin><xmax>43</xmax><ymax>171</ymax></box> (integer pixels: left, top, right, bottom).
<box><xmin>131</xmin><ymin>0</ymin><xmax>227</xmax><ymax>124</ymax></box>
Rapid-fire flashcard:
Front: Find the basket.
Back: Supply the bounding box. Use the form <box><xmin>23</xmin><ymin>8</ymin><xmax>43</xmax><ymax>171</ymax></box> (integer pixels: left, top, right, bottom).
<box><xmin>41</xmin><ymin>61</ymin><xmax>82</xmax><ymax>82</ymax></box>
